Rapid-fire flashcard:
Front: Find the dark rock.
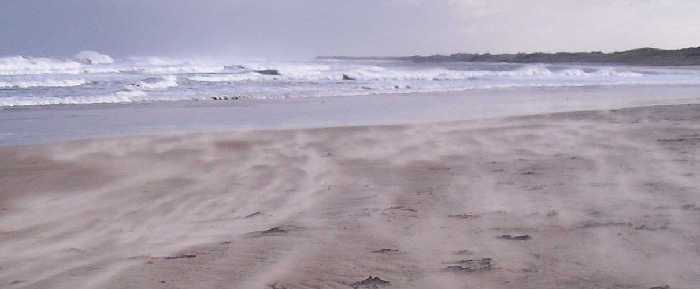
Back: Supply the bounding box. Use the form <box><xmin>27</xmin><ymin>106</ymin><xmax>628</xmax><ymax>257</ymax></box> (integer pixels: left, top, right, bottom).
<box><xmin>350</xmin><ymin>276</ymin><xmax>391</xmax><ymax>289</ymax></box>
<box><xmin>649</xmin><ymin>286</ymin><xmax>670</xmax><ymax>289</ymax></box>
<box><xmin>498</xmin><ymin>234</ymin><xmax>531</xmax><ymax>241</ymax></box>
<box><xmin>342</xmin><ymin>74</ymin><xmax>356</xmax><ymax>81</ymax></box>
<box><xmin>255</xmin><ymin>69</ymin><xmax>281</xmax><ymax>76</ymax></box>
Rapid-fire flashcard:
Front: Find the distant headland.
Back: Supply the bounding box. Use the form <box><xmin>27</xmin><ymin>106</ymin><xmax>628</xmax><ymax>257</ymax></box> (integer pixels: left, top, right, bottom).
<box><xmin>321</xmin><ymin>47</ymin><xmax>700</xmax><ymax>66</ymax></box>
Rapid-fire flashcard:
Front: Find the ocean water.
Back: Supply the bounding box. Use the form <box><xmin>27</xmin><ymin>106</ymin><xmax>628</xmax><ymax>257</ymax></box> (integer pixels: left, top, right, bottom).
<box><xmin>2</xmin><ymin>51</ymin><xmax>700</xmax><ymax>107</ymax></box>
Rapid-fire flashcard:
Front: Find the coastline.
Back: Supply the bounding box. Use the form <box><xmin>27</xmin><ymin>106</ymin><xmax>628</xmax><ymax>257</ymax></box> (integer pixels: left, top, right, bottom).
<box><xmin>1</xmin><ymin>103</ymin><xmax>699</xmax><ymax>289</ymax></box>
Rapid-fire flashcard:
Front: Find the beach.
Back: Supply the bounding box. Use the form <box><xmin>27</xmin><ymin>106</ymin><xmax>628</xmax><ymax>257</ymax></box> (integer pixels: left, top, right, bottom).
<box><xmin>1</xmin><ymin>103</ymin><xmax>699</xmax><ymax>289</ymax></box>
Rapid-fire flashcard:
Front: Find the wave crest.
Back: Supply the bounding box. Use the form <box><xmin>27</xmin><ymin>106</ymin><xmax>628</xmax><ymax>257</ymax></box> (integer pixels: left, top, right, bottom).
<box><xmin>74</xmin><ymin>51</ymin><xmax>114</xmax><ymax>65</ymax></box>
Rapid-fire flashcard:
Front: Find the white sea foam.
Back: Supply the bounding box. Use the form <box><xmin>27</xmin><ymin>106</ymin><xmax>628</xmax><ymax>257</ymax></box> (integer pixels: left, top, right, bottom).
<box><xmin>188</xmin><ymin>73</ymin><xmax>268</xmax><ymax>82</ymax></box>
<box><xmin>136</xmin><ymin>65</ymin><xmax>226</xmax><ymax>75</ymax></box>
<box><xmin>0</xmin><ymin>79</ymin><xmax>87</xmax><ymax>89</ymax></box>
<box><xmin>0</xmin><ymin>91</ymin><xmax>145</xmax><ymax>107</ymax></box>
<box><xmin>0</xmin><ymin>56</ymin><xmax>84</xmax><ymax>75</ymax></box>
<box><xmin>127</xmin><ymin>76</ymin><xmax>178</xmax><ymax>90</ymax></box>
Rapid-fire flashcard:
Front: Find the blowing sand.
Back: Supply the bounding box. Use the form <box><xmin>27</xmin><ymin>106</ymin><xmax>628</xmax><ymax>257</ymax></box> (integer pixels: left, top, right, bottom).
<box><xmin>1</xmin><ymin>104</ymin><xmax>699</xmax><ymax>289</ymax></box>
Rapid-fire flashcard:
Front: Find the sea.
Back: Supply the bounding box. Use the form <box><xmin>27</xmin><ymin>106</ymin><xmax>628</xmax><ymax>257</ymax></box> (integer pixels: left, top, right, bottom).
<box><xmin>3</xmin><ymin>51</ymin><xmax>700</xmax><ymax>107</ymax></box>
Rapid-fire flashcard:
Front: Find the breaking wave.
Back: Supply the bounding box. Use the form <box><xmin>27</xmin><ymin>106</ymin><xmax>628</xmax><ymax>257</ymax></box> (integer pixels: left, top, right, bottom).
<box><xmin>187</xmin><ymin>64</ymin><xmax>646</xmax><ymax>83</ymax></box>
<box><xmin>0</xmin><ymin>56</ymin><xmax>84</xmax><ymax>75</ymax></box>
<box><xmin>74</xmin><ymin>51</ymin><xmax>114</xmax><ymax>65</ymax></box>
<box><xmin>126</xmin><ymin>75</ymin><xmax>178</xmax><ymax>90</ymax></box>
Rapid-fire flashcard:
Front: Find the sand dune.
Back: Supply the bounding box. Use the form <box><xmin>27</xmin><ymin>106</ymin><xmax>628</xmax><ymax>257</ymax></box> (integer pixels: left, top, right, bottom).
<box><xmin>1</xmin><ymin>104</ymin><xmax>699</xmax><ymax>289</ymax></box>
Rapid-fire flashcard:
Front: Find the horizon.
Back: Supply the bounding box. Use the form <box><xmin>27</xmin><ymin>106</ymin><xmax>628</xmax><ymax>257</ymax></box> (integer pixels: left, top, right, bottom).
<box><xmin>4</xmin><ymin>45</ymin><xmax>700</xmax><ymax>62</ymax></box>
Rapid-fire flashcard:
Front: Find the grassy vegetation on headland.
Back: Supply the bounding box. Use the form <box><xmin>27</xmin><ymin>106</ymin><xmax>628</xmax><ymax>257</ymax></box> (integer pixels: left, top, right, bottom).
<box><xmin>321</xmin><ymin>47</ymin><xmax>700</xmax><ymax>66</ymax></box>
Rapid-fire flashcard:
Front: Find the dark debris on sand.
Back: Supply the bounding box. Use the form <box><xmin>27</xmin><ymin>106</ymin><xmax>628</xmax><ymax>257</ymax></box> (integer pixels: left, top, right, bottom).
<box><xmin>448</xmin><ymin>213</ymin><xmax>480</xmax><ymax>220</ymax></box>
<box><xmin>445</xmin><ymin>258</ymin><xmax>493</xmax><ymax>273</ymax></box>
<box><xmin>657</xmin><ymin>137</ymin><xmax>700</xmax><ymax>143</ymax></box>
<box><xmin>371</xmin><ymin>248</ymin><xmax>401</xmax><ymax>254</ymax></box>
<box><xmin>268</xmin><ymin>283</ymin><xmax>289</xmax><ymax>289</ymax></box>
<box><xmin>498</xmin><ymin>234</ymin><xmax>531</xmax><ymax>241</ymax></box>
<box><xmin>385</xmin><ymin>206</ymin><xmax>418</xmax><ymax>213</ymax></box>
<box><xmin>350</xmin><ymin>276</ymin><xmax>391</xmax><ymax>289</ymax></box>
<box><xmin>244</xmin><ymin>211</ymin><xmax>262</xmax><ymax>218</ymax></box>
<box><xmin>247</xmin><ymin>225</ymin><xmax>303</xmax><ymax>238</ymax></box>
<box><xmin>163</xmin><ymin>254</ymin><xmax>197</xmax><ymax>260</ymax></box>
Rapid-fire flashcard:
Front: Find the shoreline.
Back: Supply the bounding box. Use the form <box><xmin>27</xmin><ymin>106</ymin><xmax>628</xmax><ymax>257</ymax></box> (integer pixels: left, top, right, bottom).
<box><xmin>1</xmin><ymin>103</ymin><xmax>699</xmax><ymax>289</ymax></box>
<box><xmin>0</xmin><ymin>102</ymin><xmax>696</xmax><ymax>150</ymax></box>
<box><xmin>3</xmin><ymin>84</ymin><xmax>700</xmax><ymax>146</ymax></box>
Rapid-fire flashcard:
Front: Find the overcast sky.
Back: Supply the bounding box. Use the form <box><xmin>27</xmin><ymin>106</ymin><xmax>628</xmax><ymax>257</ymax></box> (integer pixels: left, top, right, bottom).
<box><xmin>1</xmin><ymin>0</ymin><xmax>699</xmax><ymax>59</ymax></box>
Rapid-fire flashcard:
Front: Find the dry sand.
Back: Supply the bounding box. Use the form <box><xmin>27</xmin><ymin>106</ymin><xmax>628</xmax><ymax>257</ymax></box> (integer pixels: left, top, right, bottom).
<box><xmin>1</xmin><ymin>104</ymin><xmax>699</xmax><ymax>289</ymax></box>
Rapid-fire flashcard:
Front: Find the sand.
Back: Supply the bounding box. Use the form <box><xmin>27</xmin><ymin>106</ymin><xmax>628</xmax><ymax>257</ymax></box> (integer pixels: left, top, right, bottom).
<box><xmin>1</xmin><ymin>104</ymin><xmax>699</xmax><ymax>289</ymax></box>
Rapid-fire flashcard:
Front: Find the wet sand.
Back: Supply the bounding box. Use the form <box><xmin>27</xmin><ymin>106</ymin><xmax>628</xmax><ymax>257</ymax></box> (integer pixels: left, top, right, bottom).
<box><xmin>1</xmin><ymin>104</ymin><xmax>699</xmax><ymax>289</ymax></box>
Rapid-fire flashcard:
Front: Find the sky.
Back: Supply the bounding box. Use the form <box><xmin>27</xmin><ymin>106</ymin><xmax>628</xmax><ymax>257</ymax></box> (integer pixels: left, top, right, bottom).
<box><xmin>1</xmin><ymin>0</ymin><xmax>699</xmax><ymax>59</ymax></box>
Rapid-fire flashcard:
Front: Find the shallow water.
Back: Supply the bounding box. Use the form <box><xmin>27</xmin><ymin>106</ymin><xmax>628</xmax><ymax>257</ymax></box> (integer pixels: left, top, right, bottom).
<box><xmin>2</xmin><ymin>84</ymin><xmax>700</xmax><ymax>146</ymax></box>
